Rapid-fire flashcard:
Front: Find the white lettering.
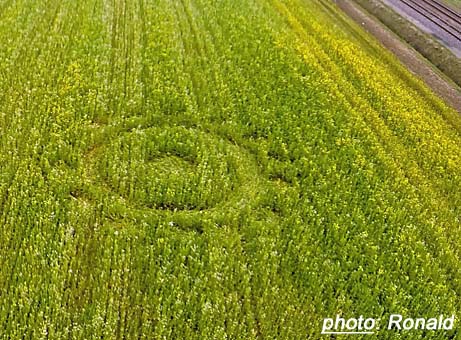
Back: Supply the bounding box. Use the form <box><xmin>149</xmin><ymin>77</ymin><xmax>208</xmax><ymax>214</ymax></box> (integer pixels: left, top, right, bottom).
<box><xmin>414</xmin><ymin>318</ymin><xmax>426</xmax><ymax>329</ymax></box>
<box><xmin>322</xmin><ymin>318</ymin><xmax>334</xmax><ymax>334</ymax></box>
<box><xmin>357</xmin><ymin>315</ymin><xmax>364</xmax><ymax>330</ymax></box>
<box><xmin>334</xmin><ymin>315</ymin><xmax>346</xmax><ymax>330</ymax></box>
<box><xmin>346</xmin><ymin>318</ymin><xmax>358</xmax><ymax>330</ymax></box>
<box><xmin>442</xmin><ymin>315</ymin><xmax>455</xmax><ymax>330</ymax></box>
<box><xmin>321</xmin><ymin>315</ymin><xmax>377</xmax><ymax>334</ymax></box>
<box><xmin>387</xmin><ymin>314</ymin><xmax>455</xmax><ymax>331</ymax></box>
<box><xmin>388</xmin><ymin>314</ymin><xmax>403</xmax><ymax>330</ymax></box>
<box><xmin>426</xmin><ymin>318</ymin><xmax>437</xmax><ymax>330</ymax></box>
<box><xmin>403</xmin><ymin>318</ymin><xmax>414</xmax><ymax>330</ymax></box>
<box><xmin>363</xmin><ymin>318</ymin><xmax>376</xmax><ymax>330</ymax></box>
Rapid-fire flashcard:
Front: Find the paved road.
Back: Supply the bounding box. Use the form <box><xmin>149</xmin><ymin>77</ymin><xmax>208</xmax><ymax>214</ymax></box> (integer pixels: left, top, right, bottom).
<box><xmin>382</xmin><ymin>0</ymin><xmax>461</xmax><ymax>57</ymax></box>
<box><xmin>336</xmin><ymin>0</ymin><xmax>461</xmax><ymax>113</ymax></box>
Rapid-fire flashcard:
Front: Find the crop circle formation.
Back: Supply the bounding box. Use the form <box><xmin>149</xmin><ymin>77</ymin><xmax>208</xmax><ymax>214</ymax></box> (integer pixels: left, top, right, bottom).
<box><xmin>82</xmin><ymin>124</ymin><xmax>263</xmax><ymax>230</ymax></box>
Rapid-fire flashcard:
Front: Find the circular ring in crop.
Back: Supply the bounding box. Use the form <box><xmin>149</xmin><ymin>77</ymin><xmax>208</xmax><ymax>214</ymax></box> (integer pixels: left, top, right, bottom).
<box><xmin>82</xmin><ymin>125</ymin><xmax>263</xmax><ymax>232</ymax></box>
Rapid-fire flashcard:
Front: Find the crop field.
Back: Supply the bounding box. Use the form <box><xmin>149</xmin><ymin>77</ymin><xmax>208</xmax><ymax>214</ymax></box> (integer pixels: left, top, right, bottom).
<box><xmin>1</xmin><ymin>0</ymin><xmax>461</xmax><ymax>338</ymax></box>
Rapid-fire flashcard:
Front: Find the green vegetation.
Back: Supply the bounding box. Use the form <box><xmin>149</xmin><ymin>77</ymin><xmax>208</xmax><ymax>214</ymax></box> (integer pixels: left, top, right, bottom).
<box><xmin>443</xmin><ymin>0</ymin><xmax>461</xmax><ymax>9</ymax></box>
<box><xmin>1</xmin><ymin>0</ymin><xmax>461</xmax><ymax>338</ymax></box>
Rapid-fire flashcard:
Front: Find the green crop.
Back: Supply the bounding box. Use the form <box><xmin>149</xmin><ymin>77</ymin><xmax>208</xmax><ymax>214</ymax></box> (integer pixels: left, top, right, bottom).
<box><xmin>0</xmin><ymin>0</ymin><xmax>461</xmax><ymax>338</ymax></box>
